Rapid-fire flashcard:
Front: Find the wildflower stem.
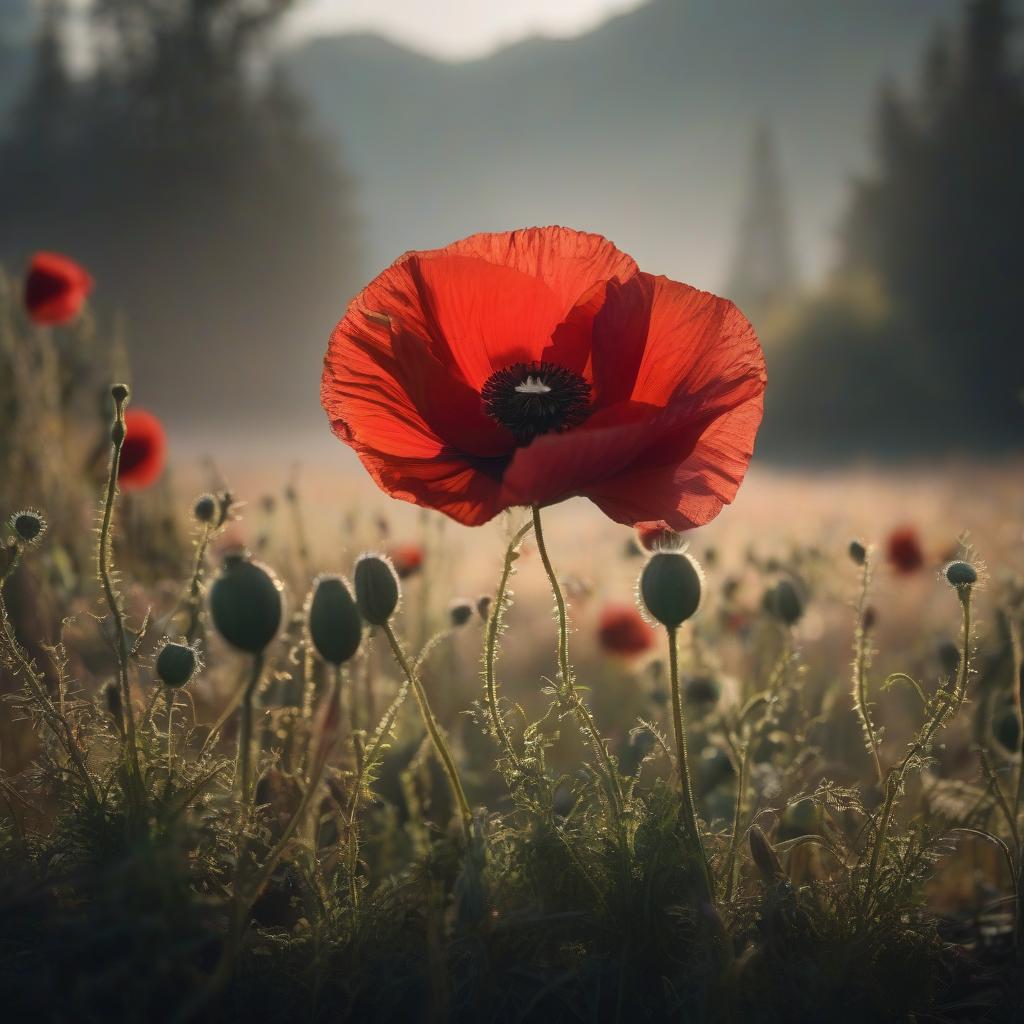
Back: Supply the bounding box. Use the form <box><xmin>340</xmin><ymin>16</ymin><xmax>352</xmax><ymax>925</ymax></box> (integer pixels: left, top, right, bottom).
<box><xmin>667</xmin><ymin>624</ymin><xmax>712</xmax><ymax>898</ymax></box>
<box><xmin>382</xmin><ymin>621</ymin><xmax>472</xmax><ymax>838</ymax></box>
<box><xmin>852</xmin><ymin>557</ymin><xmax>884</xmax><ymax>784</ymax></box>
<box><xmin>530</xmin><ymin>505</ymin><xmax>624</xmax><ymax>820</ymax></box>
<box><xmin>98</xmin><ymin>385</ymin><xmax>143</xmax><ymax>797</ymax></box>
<box><xmin>723</xmin><ymin>739</ymin><xmax>750</xmax><ymax>903</ymax></box>
<box><xmin>237</xmin><ymin>651</ymin><xmax>265</xmax><ymax>817</ymax></box>
<box><xmin>483</xmin><ymin>521</ymin><xmax>532</xmax><ymax>772</ymax></box>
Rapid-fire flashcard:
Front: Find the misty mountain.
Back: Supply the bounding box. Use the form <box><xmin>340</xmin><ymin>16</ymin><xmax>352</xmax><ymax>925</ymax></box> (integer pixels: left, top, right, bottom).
<box><xmin>288</xmin><ymin>0</ymin><xmax>961</xmax><ymax>298</ymax></box>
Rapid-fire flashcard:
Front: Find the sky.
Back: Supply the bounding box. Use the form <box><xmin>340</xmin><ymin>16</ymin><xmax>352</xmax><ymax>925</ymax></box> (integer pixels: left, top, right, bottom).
<box><xmin>281</xmin><ymin>0</ymin><xmax>648</xmax><ymax>60</ymax></box>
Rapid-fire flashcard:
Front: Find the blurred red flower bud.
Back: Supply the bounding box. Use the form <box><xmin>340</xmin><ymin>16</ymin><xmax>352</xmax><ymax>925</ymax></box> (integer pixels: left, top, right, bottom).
<box><xmin>24</xmin><ymin>251</ymin><xmax>94</xmax><ymax>325</ymax></box>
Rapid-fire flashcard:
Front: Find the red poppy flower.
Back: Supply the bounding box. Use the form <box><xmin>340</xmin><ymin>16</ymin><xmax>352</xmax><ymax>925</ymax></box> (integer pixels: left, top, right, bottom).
<box><xmin>23</xmin><ymin>251</ymin><xmax>94</xmax><ymax>326</ymax></box>
<box><xmin>322</xmin><ymin>227</ymin><xmax>766</xmax><ymax>528</ymax></box>
<box><xmin>886</xmin><ymin>526</ymin><xmax>924</xmax><ymax>575</ymax></box>
<box><xmin>118</xmin><ymin>409</ymin><xmax>166</xmax><ymax>490</ymax></box>
<box><xmin>598</xmin><ymin>603</ymin><xmax>656</xmax><ymax>658</ymax></box>
<box><xmin>388</xmin><ymin>543</ymin><xmax>425</xmax><ymax>579</ymax></box>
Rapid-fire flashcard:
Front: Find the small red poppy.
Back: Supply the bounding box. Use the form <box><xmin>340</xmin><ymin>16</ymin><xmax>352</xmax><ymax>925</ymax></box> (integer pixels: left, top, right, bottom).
<box><xmin>388</xmin><ymin>543</ymin><xmax>424</xmax><ymax>579</ymax></box>
<box><xmin>886</xmin><ymin>526</ymin><xmax>924</xmax><ymax>575</ymax></box>
<box><xmin>598</xmin><ymin>603</ymin><xmax>656</xmax><ymax>658</ymax></box>
<box><xmin>322</xmin><ymin>227</ymin><xmax>766</xmax><ymax>528</ymax></box>
<box><xmin>118</xmin><ymin>409</ymin><xmax>167</xmax><ymax>490</ymax></box>
<box><xmin>23</xmin><ymin>251</ymin><xmax>94</xmax><ymax>326</ymax></box>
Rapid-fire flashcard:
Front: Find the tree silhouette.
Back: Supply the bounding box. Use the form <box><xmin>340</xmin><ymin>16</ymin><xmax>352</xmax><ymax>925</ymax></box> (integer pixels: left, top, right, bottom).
<box><xmin>764</xmin><ymin>0</ymin><xmax>1024</xmax><ymax>455</ymax></box>
<box><xmin>0</xmin><ymin>0</ymin><xmax>362</xmax><ymax>436</ymax></box>
<box><xmin>725</xmin><ymin>122</ymin><xmax>798</xmax><ymax>316</ymax></box>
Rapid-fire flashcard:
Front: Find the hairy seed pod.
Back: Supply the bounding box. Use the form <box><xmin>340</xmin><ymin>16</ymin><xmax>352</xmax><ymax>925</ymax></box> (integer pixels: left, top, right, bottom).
<box><xmin>354</xmin><ymin>554</ymin><xmax>400</xmax><ymax>625</ymax></box>
<box><xmin>11</xmin><ymin>509</ymin><xmax>46</xmax><ymax>544</ymax></box>
<box><xmin>307</xmin><ymin>574</ymin><xmax>362</xmax><ymax>665</ymax></box>
<box><xmin>156</xmin><ymin>641</ymin><xmax>198</xmax><ymax>688</ymax></box>
<box><xmin>848</xmin><ymin>539</ymin><xmax>867</xmax><ymax>566</ymax></box>
<box><xmin>763</xmin><ymin>578</ymin><xmax>804</xmax><ymax>626</ymax></box>
<box><xmin>943</xmin><ymin>560</ymin><xmax>978</xmax><ymax>588</ymax></box>
<box><xmin>639</xmin><ymin>551</ymin><xmax>703</xmax><ymax>629</ymax></box>
<box><xmin>209</xmin><ymin>552</ymin><xmax>284</xmax><ymax>653</ymax></box>
<box><xmin>193</xmin><ymin>493</ymin><xmax>218</xmax><ymax>524</ymax></box>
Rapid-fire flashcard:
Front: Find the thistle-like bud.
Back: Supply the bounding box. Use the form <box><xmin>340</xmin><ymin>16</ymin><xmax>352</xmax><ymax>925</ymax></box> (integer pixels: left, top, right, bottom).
<box><xmin>353</xmin><ymin>553</ymin><xmax>400</xmax><ymax>626</ymax></box>
<box><xmin>156</xmin><ymin>640</ymin><xmax>199</xmax><ymax>688</ymax></box>
<box><xmin>849</xmin><ymin>540</ymin><xmax>867</xmax><ymax>566</ymax></box>
<box><xmin>448</xmin><ymin>599</ymin><xmax>474</xmax><ymax>628</ymax></box>
<box><xmin>307</xmin><ymin>574</ymin><xmax>362</xmax><ymax>665</ymax></box>
<box><xmin>762</xmin><ymin>578</ymin><xmax>805</xmax><ymax>626</ymax></box>
<box><xmin>638</xmin><ymin>551</ymin><xmax>704</xmax><ymax>629</ymax></box>
<box><xmin>11</xmin><ymin>509</ymin><xmax>46</xmax><ymax>545</ymax></box>
<box><xmin>193</xmin><ymin>493</ymin><xmax>218</xmax><ymax>524</ymax></box>
<box><xmin>209</xmin><ymin>551</ymin><xmax>284</xmax><ymax>653</ymax></box>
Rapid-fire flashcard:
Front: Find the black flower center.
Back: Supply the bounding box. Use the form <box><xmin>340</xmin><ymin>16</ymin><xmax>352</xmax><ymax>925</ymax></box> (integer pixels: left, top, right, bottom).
<box><xmin>481</xmin><ymin>361</ymin><xmax>592</xmax><ymax>445</ymax></box>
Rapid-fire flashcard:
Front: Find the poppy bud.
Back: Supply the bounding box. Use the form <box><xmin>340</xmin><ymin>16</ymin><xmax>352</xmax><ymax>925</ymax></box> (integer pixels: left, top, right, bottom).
<box><xmin>992</xmin><ymin>706</ymin><xmax>1022</xmax><ymax>756</ymax></box>
<box><xmin>476</xmin><ymin>595</ymin><xmax>492</xmax><ymax>622</ymax></box>
<box><xmin>209</xmin><ymin>552</ymin><xmax>284</xmax><ymax>653</ymax></box>
<box><xmin>111</xmin><ymin>383</ymin><xmax>130</xmax><ymax>406</ymax></box>
<box><xmin>307</xmin><ymin>574</ymin><xmax>362</xmax><ymax>665</ymax></box>
<box><xmin>849</xmin><ymin>540</ymin><xmax>867</xmax><ymax>566</ymax></box>
<box><xmin>104</xmin><ymin>680</ymin><xmax>123</xmax><ymax>730</ymax></box>
<box><xmin>448</xmin><ymin>599</ymin><xmax>474</xmax><ymax>628</ymax></box>
<box><xmin>11</xmin><ymin>509</ymin><xmax>46</xmax><ymax>545</ymax></box>
<box><xmin>748</xmin><ymin>824</ymin><xmax>785</xmax><ymax>885</ymax></box>
<box><xmin>156</xmin><ymin>641</ymin><xmax>199</xmax><ymax>688</ymax></box>
<box><xmin>639</xmin><ymin>551</ymin><xmax>704</xmax><ymax>629</ymax></box>
<box><xmin>943</xmin><ymin>560</ymin><xmax>977</xmax><ymax>589</ymax></box>
<box><xmin>193</xmin><ymin>493</ymin><xmax>218</xmax><ymax>524</ymax></box>
<box><xmin>684</xmin><ymin>675</ymin><xmax>722</xmax><ymax>708</ymax></box>
<box><xmin>762</xmin><ymin>578</ymin><xmax>804</xmax><ymax>626</ymax></box>
<box><xmin>353</xmin><ymin>553</ymin><xmax>400</xmax><ymax>625</ymax></box>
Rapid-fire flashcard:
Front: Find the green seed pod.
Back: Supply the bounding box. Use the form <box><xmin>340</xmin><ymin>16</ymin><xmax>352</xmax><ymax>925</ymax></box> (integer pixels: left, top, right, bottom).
<box><xmin>11</xmin><ymin>509</ymin><xmax>46</xmax><ymax>544</ymax></box>
<box><xmin>353</xmin><ymin>553</ymin><xmax>400</xmax><ymax>626</ymax></box>
<box><xmin>307</xmin><ymin>574</ymin><xmax>362</xmax><ymax>665</ymax></box>
<box><xmin>763</xmin><ymin>578</ymin><xmax>805</xmax><ymax>626</ymax></box>
<box><xmin>209</xmin><ymin>552</ymin><xmax>284</xmax><ymax>653</ymax></box>
<box><xmin>943</xmin><ymin>560</ymin><xmax>978</xmax><ymax>588</ymax></box>
<box><xmin>848</xmin><ymin>540</ymin><xmax>867</xmax><ymax>566</ymax></box>
<box><xmin>156</xmin><ymin>641</ymin><xmax>199</xmax><ymax>688</ymax></box>
<box><xmin>638</xmin><ymin>551</ymin><xmax>704</xmax><ymax>629</ymax></box>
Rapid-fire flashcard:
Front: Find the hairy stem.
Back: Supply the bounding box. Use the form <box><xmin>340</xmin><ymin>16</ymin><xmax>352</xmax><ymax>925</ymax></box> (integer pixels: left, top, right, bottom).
<box><xmin>668</xmin><ymin>625</ymin><xmax>712</xmax><ymax>899</ymax></box>
<box><xmin>237</xmin><ymin>651</ymin><xmax>265</xmax><ymax>819</ymax></box>
<box><xmin>382</xmin><ymin>622</ymin><xmax>472</xmax><ymax>838</ymax></box>
<box><xmin>482</xmin><ymin>521</ymin><xmax>532</xmax><ymax>772</ymax></box>
<box><xmin>852</xmin><ymin>557</ymin><xmax>883</xmax><ymax>784</ymax></box>
<box><xmin>98</xmin><ymin>386</ymin><xmax>143</xmax><ymax>796</ymax></box>
<box><xmin>531</xmin><ymin>505</ymin><xmax>624</xmax><ymax>821</ymax></box>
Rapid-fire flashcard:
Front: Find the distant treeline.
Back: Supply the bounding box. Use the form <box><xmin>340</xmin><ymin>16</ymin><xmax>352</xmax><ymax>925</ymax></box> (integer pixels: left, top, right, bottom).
<box><xmin>0</xmin><ymin>0</ymin><xmax>361</xmax><ymax>433</ymax></box>
<box><xmin>760</xmin><ymin>0</ymin><xmax>1024</xmax><ymax>457</ymax></box>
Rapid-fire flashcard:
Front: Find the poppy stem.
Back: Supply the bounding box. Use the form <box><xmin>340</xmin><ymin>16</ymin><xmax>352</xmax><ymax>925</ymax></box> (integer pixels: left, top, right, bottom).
<box><xmin>98</xmin><ymin>384</ymin><xmax>144</xmax><ymax>802</ymax></box>
<box><xmin>852</xmin><ymin>554</ymin><xmax>883</xmax><ymax>784</ymax></box>
<box><xmin>237</xmin><ymin>651</ymin><xmax>265</xmax><ymax>820</ymax></box>
<box><xmin>483</xmin><ymin>521</ymin><xmax>532</xmax><ymax>773</ymax></box>
<box><xmin>530</xmin><ymin>505</ymin><xmax>624</xmax><ymax>821</ymax></box>
<box><xmin>666</xmin><ymin>625</ymin><xmax>712</xmax><ymax>898</ymax></box>
<box><xmin>382</xmin><ymin>621</ymin><xmax>473</xmax><ymax>839</ymax></box>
